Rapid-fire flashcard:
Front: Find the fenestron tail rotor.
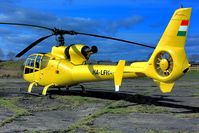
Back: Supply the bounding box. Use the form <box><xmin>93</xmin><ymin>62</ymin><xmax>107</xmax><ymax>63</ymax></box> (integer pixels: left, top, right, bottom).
<box><xmin>0</xmin><ymin>22</ymin><xmax>155</xmax><ymax>57</ymax></box>
<box><xmin>154</xmin><ymin>51</ymin><xmax>173</xmax><ymax>77</ymax></box>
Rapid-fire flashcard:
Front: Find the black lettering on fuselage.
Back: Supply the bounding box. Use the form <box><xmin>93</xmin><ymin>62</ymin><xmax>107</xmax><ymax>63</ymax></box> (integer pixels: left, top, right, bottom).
<box><xmin>92</xmin><ymin>70</ymin><xmax>112</xmax><ymax>76</ymax></box>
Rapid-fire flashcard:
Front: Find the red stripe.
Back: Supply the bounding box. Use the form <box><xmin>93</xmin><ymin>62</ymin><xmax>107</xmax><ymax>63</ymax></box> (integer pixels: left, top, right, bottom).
<box><xmin>181</xmin><ymin>20</ymin><xmax>189</xmax><ymax>26</ymax></box>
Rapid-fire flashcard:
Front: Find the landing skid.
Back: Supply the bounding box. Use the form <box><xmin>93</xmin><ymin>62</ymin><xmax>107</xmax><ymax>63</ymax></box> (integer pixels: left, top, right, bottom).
<box><xmin>22</xmin><ymin>84</ymin><xmax>87</xmax><ymax>96</ymax></box>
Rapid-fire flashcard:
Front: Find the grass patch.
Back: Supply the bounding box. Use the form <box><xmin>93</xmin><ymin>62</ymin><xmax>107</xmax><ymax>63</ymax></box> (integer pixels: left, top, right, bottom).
<box><xmin>104</xmin><ymin>100</ymin><xmax>169</xmax><ymax>114</ymax></box>
<box><xmin>46</xmin><ymin>104</ymin><xmax>66</xmax><ymax>111</ymax></box>
<box><xmin>176</xmin><ymin>113</ymin><xmax>199</xmax><ymax>118</ymax></box>
<box><xmin>29</xmin><ymin>103</ymin><xmax>66</xmax><ymax>112</ymax></box>
<box><xmin>24</xmin><ymin>98</ymin><xmax>169</xmax><ymax>132</ymax></box>
<box><xmin>0</xmin><ymin>97</ymin><xmax>31</xmax><ymax>126</ymax></box>
<box><xmin>0</xmin><ymin>60</ymin><xmax>24</xmax><ymax>70</ymax></box>
<box><xmin>64</xmin><ymin>100</ymin><xmax>168</xmax><ymax>132</ymax></box>
<box><xmin>146</xmin><ymin>130</ymin><xmax>170</xmax><ymax>133</ymax></box>
<box><xmin>108</xmin><ymin>104</ymin><xmax>168</xmax><ymax>114</ymax></box>
<box><xmin>146</xmin><ymin>129</ymin><xmax>199</xmax><ymax>133</ymax></box>
<box><xmin>192</xmin><ymin>92</ymin><xmax>199</xmax><ymax>97</ymax></box>
<box><xmin>26</xmin><ymin>90</ymin><xmax>163</xmax><ymax>115</ymax></box>
<box><xmin>50</xmin><ymin>126</ymin><xmax>122</xmax><ymax>133</ymax></box>
<box><xmin>79</xmin><ymin>126</ymin><xmax>122</xmax><ymax>133</ymax></box>
<box><xmin>48</xmin><ymin>101</ymin><xmax>122</xmax><ymax>132</ymax></box>
<box><xmin>25</xmin><ymin>125</ymin><xmax>122</xmax><ymax>133</ymax></box>
<box><xmin>0</xmin><ymin>60</ymin><xmax>24</xmax><ymax>78</ymax></box>
<box><xmin>24</xmin><ymin>130</ymin><xmax>45</xmax><ymax>133</ymax></box>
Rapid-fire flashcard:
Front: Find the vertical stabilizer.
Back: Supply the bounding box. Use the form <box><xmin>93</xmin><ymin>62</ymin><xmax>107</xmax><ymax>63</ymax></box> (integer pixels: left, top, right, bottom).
<box><xmin>114</xmin><ymin>60</ymin><xmax>125</xmax><ymax>92</ymax></box>
<box><xmin>144</xmin><ymin>8</ymin><xmax>192</xmax><ymax>93</ymax></box>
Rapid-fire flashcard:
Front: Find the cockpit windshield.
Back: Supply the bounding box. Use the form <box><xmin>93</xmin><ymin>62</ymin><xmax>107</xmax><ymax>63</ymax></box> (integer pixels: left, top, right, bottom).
<box><xmin>24</xmin><ymin>54</ymin><xmax>43</xmax><ymax>74</ymax></box>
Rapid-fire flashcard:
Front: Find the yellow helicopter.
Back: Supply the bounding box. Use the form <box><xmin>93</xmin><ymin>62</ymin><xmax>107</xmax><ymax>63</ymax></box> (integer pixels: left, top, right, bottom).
<box><xmin>0</xmin><ymin>7</ymin><xmax>192</xmax><ymax>96</ymax></box>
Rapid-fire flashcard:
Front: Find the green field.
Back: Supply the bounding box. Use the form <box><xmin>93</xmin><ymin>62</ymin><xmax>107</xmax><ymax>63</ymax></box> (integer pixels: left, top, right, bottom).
<box><xmin>0</xmin><ymin>60</ymin><xmax>24</xmax><ymax>78</ymax></box>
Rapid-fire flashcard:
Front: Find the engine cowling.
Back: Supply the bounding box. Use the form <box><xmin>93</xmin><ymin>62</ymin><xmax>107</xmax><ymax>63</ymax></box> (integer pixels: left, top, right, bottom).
<box><xmin>65</xmin><ymin>44</ymin><xmax>97</xmax><ymax>65</ymax></box>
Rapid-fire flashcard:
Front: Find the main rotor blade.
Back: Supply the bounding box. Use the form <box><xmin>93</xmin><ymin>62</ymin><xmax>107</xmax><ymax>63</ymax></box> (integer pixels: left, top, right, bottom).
<box><xmin>0</xmin><ymin>22</ymin><xmax>155</xmax><ymax>49</ymax></box>
<box><xmin>16</xmin><ymin>34</ymin><xmax>53</xmax><ymax>57</ymax></box>
<box><xmin>0</xmin><ymin>22</ymin><xmax>53</xmax><ymax>31</ymax></box>
<box><xmin>74</xmin><ymin>32</ymin><xmax>155</xmax><ymax>49</ymax></box>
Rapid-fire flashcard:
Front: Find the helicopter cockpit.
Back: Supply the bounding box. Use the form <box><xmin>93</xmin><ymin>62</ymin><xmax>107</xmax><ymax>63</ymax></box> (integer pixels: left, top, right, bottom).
<box><xmin>23</xmin><ymin>54</ymin><xmax>49</xmax><ymax>74</ymax></box>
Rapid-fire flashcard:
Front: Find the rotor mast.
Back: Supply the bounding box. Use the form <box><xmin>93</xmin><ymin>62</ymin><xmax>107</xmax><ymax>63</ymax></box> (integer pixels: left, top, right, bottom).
<box><xmin>58</xmin><ymin>34</ymin><xmax>65</xmax><ymax>46</ymax></box>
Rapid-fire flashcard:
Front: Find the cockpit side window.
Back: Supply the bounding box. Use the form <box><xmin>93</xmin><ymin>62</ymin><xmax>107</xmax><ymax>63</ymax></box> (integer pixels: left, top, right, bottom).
<box><xmin>35</xmin><ymin>56</ymin><xmax>42</xmax><ymax>69</ymax></box>
<box><xmin>41</xmin><ymin>56</ymin><xmax>50</xmax><ymax>69</ymax></box>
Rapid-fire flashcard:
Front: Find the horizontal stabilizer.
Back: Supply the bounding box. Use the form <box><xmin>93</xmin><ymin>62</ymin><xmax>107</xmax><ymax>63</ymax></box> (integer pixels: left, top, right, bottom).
<box><xmin>153</xmin><ymin>80</ymin><xmax>175</xmax><ymax>93</ymax></box>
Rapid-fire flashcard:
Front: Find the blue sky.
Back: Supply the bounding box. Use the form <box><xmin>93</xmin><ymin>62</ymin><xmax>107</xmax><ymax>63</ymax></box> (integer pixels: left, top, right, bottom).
<box><xmin>0</xmin><ymin>0</ymin><xmax>198</xmax><ymax>61</ymax></box>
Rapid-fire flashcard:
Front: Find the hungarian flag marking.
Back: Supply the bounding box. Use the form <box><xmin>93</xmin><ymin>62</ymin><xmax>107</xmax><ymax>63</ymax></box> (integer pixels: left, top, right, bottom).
<box><xmin>177</xmin><ymin>20</ymin><xmax>189</xmax><ymax>36</ymax></box>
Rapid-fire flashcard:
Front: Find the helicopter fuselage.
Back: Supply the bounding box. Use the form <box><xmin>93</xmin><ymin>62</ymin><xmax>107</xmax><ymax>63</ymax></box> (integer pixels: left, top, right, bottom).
<box><xmin>23</xmin><ymin>45</ymin><xmax>143</xmax><ymax>89</ymax></box>
<box><xmin>23</xmin><ymin>53</ymin><xmax>140</xmax><ymax>87</ymax></box>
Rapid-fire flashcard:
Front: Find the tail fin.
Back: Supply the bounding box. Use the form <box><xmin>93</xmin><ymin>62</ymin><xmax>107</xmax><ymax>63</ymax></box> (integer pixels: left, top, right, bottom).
<box><xmin>144</xmin><ymin>8</ymin><xmax>192</xmax><ymax>93</ymax></box>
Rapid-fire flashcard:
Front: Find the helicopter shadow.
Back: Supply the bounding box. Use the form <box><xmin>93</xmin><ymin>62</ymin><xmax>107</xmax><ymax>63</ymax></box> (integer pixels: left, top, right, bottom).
<box><xmin>48</xmin><ymin>87</ymin><xmax>199</xmax><ymax>114</ymax></box>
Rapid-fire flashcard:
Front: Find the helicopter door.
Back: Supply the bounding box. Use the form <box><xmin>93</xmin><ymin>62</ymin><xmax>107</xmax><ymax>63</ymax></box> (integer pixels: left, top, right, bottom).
<box><xmin>39</xmin><ymin>55</ymin><xmax>50</xmax><ymax>83</ymax></box>
<box><xmin>32</xmin><ymin>55</ymin><xmax>42</xmax><ymax>82</ymax></box>
<box><xmin>35</xmin><ymin>55</ymin><xmax>42</xmax><ymax>72</ymax></box>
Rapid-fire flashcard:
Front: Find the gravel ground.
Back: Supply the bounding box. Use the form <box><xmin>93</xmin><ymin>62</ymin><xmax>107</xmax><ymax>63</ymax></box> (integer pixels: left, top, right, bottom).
<box><xmin>0</xmin><ymin>73</ymin><xmax>199</xmax><ymax>133</ymax></box>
